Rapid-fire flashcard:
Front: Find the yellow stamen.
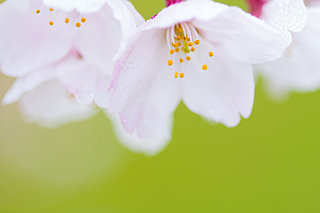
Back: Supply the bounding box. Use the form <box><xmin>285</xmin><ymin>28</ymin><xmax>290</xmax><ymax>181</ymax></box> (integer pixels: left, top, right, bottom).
<box><xmin>180</xmin><ymin>73</ymin><xmax>185</xmax><ymax>78</ymax></box>
<box><xmin>81</xmin><ymin>18</ymin><xmax>87</xmax><ymax>23</ymax></box>
<box><xmin>209</xmin><ymin>52</ymin><xmax>214</xmax><ymax>57</ymax></box>
<box><xmin>76</xmin><ymin>22</ymin><xmax>81</xmax><ymax>28</ymax></box>
<box><xmin>195</xmin><ymin>40</ymin><xmax>200</xmax><ymax>45</ymax></box>
<box><xmin>36</xmin><ymin>9</ymin><xmax>40</xmax><ymax>14</ymax></box>
<box><xmin>175</xmin><ymin>72</ymin><xmax>179</xmax><ymax>78</ymax></box>
<box><xmin>49</xmin><ymin>21</ymin><xmax>54</xmax><ymax>26</ymax></box>
<box><xmin>170</xmin><ymin>50</ymin><xmax>175</xmax><ymax>55</ymax></box>
<box><xmin>188</xmin><ymin>42</ymin><xmax>193</xmax><ymax>47</ymax></box>
<box><xmin>168</xmin><ymin>60</ymin><xmax>173</xmax><ymax>66</ymax></box>
<box><xmin>49</xmin><ymin>8</ymin><xmax>54</xmax><ymax>11</ymax></box>
<box><xmin>202</xmin><ymin>65</ymin><xmax>208</xmax><ymax>70</ymax></box>
<box><xmin>65</xmin><ymin>18</ymin><xmax>70</xmax><ymax>23</ymax></box>
<box><xmin>175</xmin><ymin>48</ymin><xmax>180</xmax><ymax>52</ymax></box>
<box><xmin>186</xmin><ymin>56</ymin><xmax>191</xmax><ymax>61</ymax></box>
<box><xmin>179</xmin><ymin>58</ymin><xmax>184</xmax><ymax>63</ymax></box>
<box><xmin>187</xmin><ymin>37</ymin><xmax>191</xmax><ymax>42</ymax></box>
<box><xmin>172</xmin><ymin>42</ymin><xmax>178</xmax><ymax>47</ymax></box>
<box><xmin>191</xmin><ymin>47</ymin><xmax>195</xmax><ymax>52</ymax></box>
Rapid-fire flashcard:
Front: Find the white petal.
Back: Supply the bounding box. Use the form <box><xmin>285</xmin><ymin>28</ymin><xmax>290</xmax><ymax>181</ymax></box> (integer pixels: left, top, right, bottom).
<box><xmin>18</xmin><ymin>81</ymin><xmax>96</xmax><ymax>128</ymax></box>
<box><xmin>193</xmin><ymin>6</ymin><xmax>291</xmax><ymax>64</ymax></box>
<box><xmin>258</xmin><ymin>7</ymin><xmax>320</xmax><ymax>95</ymax></box>
<box><xmin>110</xmin><ymin>29</ymin><xmax>180</xmax><ymax>146</ymax></box>
<box><xmin>262</xmin><ymin>0</ymin><xmax>307</xmax><ymax>32</ymax></box>
<box><xmin>145</xmin><ymin>0</ymin><xmax>228</xmax><ymax>30</ymax></box>
<box><xmin>42</xmin><ymin>0</ymin><xmax>107</xmax><ymax>13</ymax></box>
<box><xmin>110</xmin><ymin>29</ymin><xmax>168</xmax><ymax>113</ymax></box>
<box><xmin>106</xmin><ymin>0</ymin><xmax>145</xmax><ymax>61</ymax></box>
<box><xmin>108</xmin><ymin>113</ymin><xmax>171</xmax><ymax>156</ymax></box>
<box><xmin>182</xmin><ymin>47</ymin><xmax>254</xmax><ymax>127</ymax></box>
<box><xmin>2</xmin><ymin>66</ymin><xmax>56</xmax><ymax>105</ymax></box>
<box><xmin>0</xmin><ymin>0</ymin><xmax>75</xmax><ymax>77</ymax></box>
<box><xmin>57</xmin><ymin>59</ymin><xmax>111</xmax><ymax>108</ymax></box>
<box><xmin>75</xmin><ymin>4</ymin><xmax>120</xmax><ymax>71</ymax></box>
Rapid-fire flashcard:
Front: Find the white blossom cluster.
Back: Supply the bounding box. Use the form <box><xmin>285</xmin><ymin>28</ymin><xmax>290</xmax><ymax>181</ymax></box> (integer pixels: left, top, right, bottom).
<box><xmin>0</xmin><ymin>0</ymin><xmax>316</xmax><ymax>155</ymax></box>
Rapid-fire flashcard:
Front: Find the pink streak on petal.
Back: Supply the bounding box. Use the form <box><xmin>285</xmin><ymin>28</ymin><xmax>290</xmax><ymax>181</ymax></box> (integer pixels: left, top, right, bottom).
<box><xmin>247</xmin><ymin>0</ymin><xmax>268</xmax><ymax>17</ymax></box>
<box><xmin>166</xmin><ymin>0</ymin><xmax>183</xmax><ymax>7</ymax></box>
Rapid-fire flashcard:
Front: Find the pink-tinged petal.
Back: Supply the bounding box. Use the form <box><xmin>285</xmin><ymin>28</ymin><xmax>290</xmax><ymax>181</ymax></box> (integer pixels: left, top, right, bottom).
<box><xmin>110</xmin><ymin>29</ymin><xmax>167</xmax><ymax>112</ymax></box>
<box><xmin>108</xmin><ymin>113</ymin><xmax>171</xmax><ymax>155</ymax></box>
<box><xmin>307</xmin><ymin>0</ymin><xmax>320</xmax><ymax>7</ymax></box>
<box><xmin>0</xmin><ymin>0</ymin><xmax>75</xmax><ymax>77</ymax></box>
<box><xmin>18</xmin><ymin>81</ymin><xmax>96</xmax><ymax>128</ymax></box>
<box><xmin>182</xmin><ymin>47</ymin><xmax>254</xmax><ymax>127</ymax></box>
<box><xmin>57</xmin><ymin>59</ymin><xmax>111</xmax><ymax>108</ymax></box>
<box><xmin>42</xmin><ymin>0</ymin><xmax>107</xmax><ymax>13</ymax></box>
<box><xmin>258</xmin><ymin>7</ymin><xmax>320</xmax><ymax>95</ymax></box>
<box><xmin>110</xmin><ymin>29</ymin><xmax>180</xmax><ymax>141</ymax></box>
<box><xmin>193</xmin><ymin>6</ymin><xmax>291</xmax><ymax>64</ymax></box>
<box><xmin>262</xmin><ymin>0</ymin><xmax>307</xmax><ymax>32</ymax></box>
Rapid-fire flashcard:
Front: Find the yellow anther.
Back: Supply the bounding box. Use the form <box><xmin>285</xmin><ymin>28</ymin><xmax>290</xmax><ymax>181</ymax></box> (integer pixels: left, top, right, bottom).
<box><xmin>179</xmin><ymin>58</ymin><xmax>184</xmax><ymax>63</ymax></box>
<box><xmin>65</xmin><ymin>18</ymin><xmax>70</xmax><ymax>23</ymax></box>
<box><xmin>172</xmin><ymin>42</ymin><xmax>178</xmax><ymax>47</ymax></box>
<box><xmin>177</xmin><ymin>42</ymin><xmax>182</xmax><ymax>47</ymax></box>
<box><xmin>202</xmin><ymin>65</ymin><xmax>208</xmax><ymax>70</ymax></box>
<box><xmin>188</xmin><ymin>42</ymin><xmax>193</xmax><ymax>47</ymax></box>
<box><xmin>191</xmin><ymin>47</ymin><xmax>195</xmax><ymax>52</ymax></box>
<box><xmin>168</xmin><ymin>60</ymin><xmax>173</xmax><ymax>66</ymax></box>
<box><xmin>175</xmin><ymin>72</ymin><xmax>179</xmax><ymax>78</ymax></box>
<box><xmin>49</xmin><ymin>21</ymin><xmax>54</xmax><ymax>26</ymax></box>
<box><xmin>177</xmin><ymin>27</ymin><xmax>183</xmax><ymax>33</ymax></box>
<box><xmin>81</xmin><ymin>18</ymin><xmax>86</xmax><ymax>23</ymax></box>
<box><xmin>187</xmin><ymin>37</ymin><xmax>191</xmax><ymax>42</ymax></box>
<box><xmin>49</xmin><ymin>8</ymin><xmax>54</xmax><ymax>11</ymax></box>
<box><xmin>170</xmin><ymin>50</ymin><xmax>175</xmax><ymax>55</ymax></box>
<box><xmin>175</xmin><ymin>48</ymin><xmax>180</xmax><ymax>52</ymax></box>
<box><xmin>76</xmin><ymin>22</ymin><xmax>81</xmax><ymax>28</ymax></box>
<box><xmin>36</xmin><ymin>9</ymin><xmax>40</xmax><ymax>14</ymax></box>
<box><xmin>180</xmin><ymin>73</ymin><xmax>185</xmax><ymax>78</ymax></box>
<box><xmin>175</xmin><ymin>35</ymin><xmax>182</xmax><ymax>40</ymax></box>
<box><xmin>195</xmin><ymin>40</ymin><xmax>200</xmax><ymax>45</ymax></box>
<box><xmin>186</xmin><ymin>56</ymin><xmax>191</xmax><ymax>61</ymax></box>
<box><xmin>209</xmin><ymin>52</ymin><xmax>214</xmax><ymax>57</ymax></box>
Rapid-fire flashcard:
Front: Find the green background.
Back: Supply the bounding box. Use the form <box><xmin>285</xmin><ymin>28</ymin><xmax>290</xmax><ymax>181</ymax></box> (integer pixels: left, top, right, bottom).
<box><xmin>1</xmin><ymin>0</ymin><xmax>320</xmax><ymax>212</ymax></box>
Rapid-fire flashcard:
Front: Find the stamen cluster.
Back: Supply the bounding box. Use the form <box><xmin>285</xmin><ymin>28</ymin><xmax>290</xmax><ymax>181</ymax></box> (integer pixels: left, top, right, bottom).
<box><xmin>35</xmin><ymin>8</ymin><xmax>87</xmax><ymax>28</ymax></box>
<box><xmin>166</xmin><ymin>23</ymin><xmax>214</xmax><ymax>78</ymax></box>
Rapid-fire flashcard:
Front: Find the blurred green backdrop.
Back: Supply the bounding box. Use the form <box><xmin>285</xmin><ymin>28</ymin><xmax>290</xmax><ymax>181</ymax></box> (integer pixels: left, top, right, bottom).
<box><xmin>1</xmin><ymin>0</ymin><xmax>320</xmax><ymax>213</ymax></box>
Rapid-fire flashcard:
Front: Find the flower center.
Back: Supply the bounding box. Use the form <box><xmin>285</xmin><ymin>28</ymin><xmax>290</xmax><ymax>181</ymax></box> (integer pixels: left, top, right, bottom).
<box><xmin>166</xmin><ymin>23</ymin><xmax>214</xmax><ymax>79</ymax></box>
<box><xmin>35</xmin><ymin>7</ymin><xmax>87</xmax><ymax>28</ymax></box>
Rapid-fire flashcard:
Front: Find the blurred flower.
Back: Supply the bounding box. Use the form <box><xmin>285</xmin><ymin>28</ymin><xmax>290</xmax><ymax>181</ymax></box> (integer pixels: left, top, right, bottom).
<box><xmin>109</xmin><ymin>0</ymin><xmax>292</xmax><ymax>154</ymax></box>
<box><xmin>248</xmin><ymin>0</ymin><xmax>319</xmax><ymax>98</ymax></box>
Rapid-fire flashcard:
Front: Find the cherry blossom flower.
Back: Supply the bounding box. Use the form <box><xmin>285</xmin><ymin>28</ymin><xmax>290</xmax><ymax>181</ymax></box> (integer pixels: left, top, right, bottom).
<box><xmin>109</xmin><ymin>0</ymin><xmax>294</xmax><ymax>153</ymax></box>
<box><xmin>0</xmin><ymin>0</ymin><xmax>170</xmax><ymax>155</ymax></box>
<box><xmin>248</xmin><ymin>0</ymin><xmax>316</xmax><ymax>98</ymax></box>
<box><xmin>0</xmin><ymin>0</ymin><xmax>143</xmax><ymax>108</ymax></box>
